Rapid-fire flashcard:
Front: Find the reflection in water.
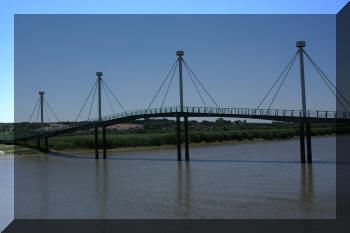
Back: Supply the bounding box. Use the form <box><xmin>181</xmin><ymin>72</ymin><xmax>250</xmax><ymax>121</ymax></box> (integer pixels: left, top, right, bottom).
<box><xmin>177</xmin><ymin>162</ymin><xmax>191</xmax><ymax>217</ymax></box>
<box><xmin>102</xmin><ymin>160</ymin><xmax>108</xmax><ymax>218</ymax></box>
<box><xmin>95</xmin><ymin>160</ymin><xmax>108</xmax><ymax>218</ymax></box>
<box><xmin>39</xmin><ymin>156</ymin><xmax>49</xmax><ymax>217</ymax></box>
<box><xmin>177</xmin><ymin>162</ymin><xmax>182</xmax><ymax>213</ymax></box>
<box><xmin>300</xmin><ymin>164</ymin><xmax>314</xmax><ymax>218</ymax></box>
<box><xmin>185</xmin><ymin>162</ymin><xmax>191</xmax><ymax>217</ymax></box>
<box><xmin>95</xmin><ymin>160</ymin><xmax>101</xmax><ymax>217</ymax></box>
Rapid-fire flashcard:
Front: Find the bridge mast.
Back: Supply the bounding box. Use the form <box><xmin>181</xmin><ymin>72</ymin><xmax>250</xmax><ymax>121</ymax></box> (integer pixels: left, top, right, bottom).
<box><xmin>296</xmin><ymin>41</ymin><xmax>311</xmax><ymax>163</ymax></box>
<box><xmin>96</xmin><ymin>72</ymin><xmax>103</xmax><ymax>121</ymax></box>
<box><xmin>38</xmin><ymin>91</ymin><xmax>45</xmax><ymax>152</ymax></box>
<box><xmin>177</xmin><ymin>51</ymin><xmax>184</xmax><ymax>112</ymax></box>
<box><xmin>39</xmin><ymin>91</ymin><xmax>45</xmax><ymax>125</ymax></box>
<box><xmin>176</xmin><ymin>51</ymin><xmax>185</xmax><ymax>161</ymax></box>
<box><xmin>297</xmin><ymin>41</ymin><xmax>307</xmax><ymax>117</ymax></box>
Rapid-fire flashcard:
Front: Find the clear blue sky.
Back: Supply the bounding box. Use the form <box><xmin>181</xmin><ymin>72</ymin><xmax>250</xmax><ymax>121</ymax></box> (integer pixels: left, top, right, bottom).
<box><xmin>1</xmin><ymin>0</ymin><xmax>349</xmax><ymax>122</ymax></box>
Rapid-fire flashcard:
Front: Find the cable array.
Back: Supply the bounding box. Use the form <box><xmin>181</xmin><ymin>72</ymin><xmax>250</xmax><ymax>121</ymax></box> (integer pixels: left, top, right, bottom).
<box><xmin>26</xmin><ymin>49</ymin><xmax>344</xmax><ymax>124</ymax></box>
<box><xmin>102</xmin><ymin>80</ymin><xmax>126</xmax><ymax>112</ymax></box>
<box><xmin>183</xmin><ymin>59</ymin><xmax>219</xmax><ymax>108</ymax></box>
<box><xmin>304</xmin><ymin>50</ymin><xmax>350</xmax><ymax>112</ymax></box>
<box><xmin>254</xmin><ymin>51</ymin><xmax>298</xmax><ymax>112</ymax></box>
<box><xmin>75</xmin><ymin>80</ymin><xmax>98</xmax><ymax>121</ymax></box>
<box><xmin>255</xmin><ymin>48</ymin><xmax>348</xmax><ymax>113</ymax></box>
<box><xmin>27</xmin><ymin>96</ymin><xmax>60</xmax><ymax>123</ymax></box>
<box><xmin>160</xmin><ymin>62</ymin><xmax>178</xmax><ymax>108</ymax></box>
<box><xmin>28</xmin><ymin>98</ymin><xmax>40</xmax><ymax>122</ymax></box>
<box><xmin>146</xmin><ymin>58</ymin><xmax>220</xmax><ymax>111</ymax></box>
<box><xmin>45</xmin><ymin>98</ymin><xmax>60</xmax><ymax>122</ymax></box>
<box><xmin>267</xmin><ymin>53</ymin><xmax>298</xmax><ymax>110</ymax></box>
<box><xmin>145</xmin><ymin>60</ymin><xmax>178</xmax><ymax>113</ymax></box>
<box><xmin>74</xmin><ymin>78</ymin><xmax>126</xmax><ymax>121</ymax></box>
<box><xmin>87</xmin><ymin>83</ymin><xmax>98</xmax><ymax>120</ymax></box>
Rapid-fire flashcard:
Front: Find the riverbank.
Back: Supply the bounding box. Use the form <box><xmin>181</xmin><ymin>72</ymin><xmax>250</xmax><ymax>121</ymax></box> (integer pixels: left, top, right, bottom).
<box><xmin>39</xmin><ymin>134</ymin><xmax>337</xmax><ymax>156</ymax></box>
<box><xmin>0</xmin><ymin>133</ymin><xmax>339</xmax><ymax>156</ymax></box>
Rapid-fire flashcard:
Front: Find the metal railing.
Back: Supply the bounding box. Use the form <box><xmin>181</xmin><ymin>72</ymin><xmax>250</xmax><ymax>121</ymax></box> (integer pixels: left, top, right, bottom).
<box><xmin>1</xmin><ymin>106</ymin><xmax>348</xmax><ymax>141</ymax></box>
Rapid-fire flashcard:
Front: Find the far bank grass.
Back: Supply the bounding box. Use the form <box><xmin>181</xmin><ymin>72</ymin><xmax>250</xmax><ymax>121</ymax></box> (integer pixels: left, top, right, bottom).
<box><xmin>49</xmin><ymin>134</ymin><xmax>338</xmax><ymax>155</ymax></box>
<box><xmin>19</xmin><ymin>127</ymin><xmax>340</xmax><ymax>151</ymax></box>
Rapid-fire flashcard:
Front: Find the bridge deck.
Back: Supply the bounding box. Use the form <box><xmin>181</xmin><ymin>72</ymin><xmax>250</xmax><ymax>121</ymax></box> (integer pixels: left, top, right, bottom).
<box><xmin>1</xmin><ymin>106</ymin><xmax>349</xmax><ymax>143</ymax></box>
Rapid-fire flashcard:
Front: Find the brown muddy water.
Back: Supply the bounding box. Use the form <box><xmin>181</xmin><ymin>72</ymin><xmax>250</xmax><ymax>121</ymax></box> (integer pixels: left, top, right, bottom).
<box><xmin>13</xmin><ymin>136</ymin><xmax>338</xmax><ymax>219</ymax></box>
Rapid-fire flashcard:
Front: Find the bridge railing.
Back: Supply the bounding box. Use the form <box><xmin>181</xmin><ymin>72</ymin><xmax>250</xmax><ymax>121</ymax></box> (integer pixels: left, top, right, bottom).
<box><xmin>70</xmin><ymin>107</ymin><xmax>348</xmax><ymax>123</ymax></box>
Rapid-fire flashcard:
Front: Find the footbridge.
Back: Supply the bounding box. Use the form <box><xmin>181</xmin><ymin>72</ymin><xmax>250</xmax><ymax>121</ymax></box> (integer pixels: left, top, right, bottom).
<box><xmin>2</xmin><ymin>41</ymin><xmax>349</xmax><ymax>163</ymax></box>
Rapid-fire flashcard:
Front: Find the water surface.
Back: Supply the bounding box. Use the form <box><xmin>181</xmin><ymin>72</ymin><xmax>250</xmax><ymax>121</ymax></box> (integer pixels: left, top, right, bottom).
<box><xmin>15</xmin><ymin>136</ymin><xmax>337</xmax><ymax>219</ymax></box>
<box><xmin>0</xmin><ymin>155</ymin><xmax>14</xmax><ymax>231</ymax></box>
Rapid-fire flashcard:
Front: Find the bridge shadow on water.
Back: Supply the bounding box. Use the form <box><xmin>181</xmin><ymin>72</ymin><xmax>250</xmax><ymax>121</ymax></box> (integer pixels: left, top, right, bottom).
<box><xmin>47</xmin><ymin>151</ymin><xmax>344</xmax><ymax>165</ymax></box>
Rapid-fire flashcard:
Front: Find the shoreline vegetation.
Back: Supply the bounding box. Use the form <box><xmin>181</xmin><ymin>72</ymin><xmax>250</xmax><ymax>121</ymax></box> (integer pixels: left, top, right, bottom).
<box><xmin>0</xmin><ymin>134</ymin><xmax>337</xmax><ymax>156</ymax></box>
<box><xmin>43</xmin><ymin>127</ymin><xmax>339</xmax><ymax>151</ymax></box>
<box><xmin>1</xmin><ymin>118</ymin><xmax>348</xmax><ymax>154</ymax></box>
<box><xmin>47</xmin><ymin>134</ymin><xmax>337</xmax><ymax>156</ymax></box>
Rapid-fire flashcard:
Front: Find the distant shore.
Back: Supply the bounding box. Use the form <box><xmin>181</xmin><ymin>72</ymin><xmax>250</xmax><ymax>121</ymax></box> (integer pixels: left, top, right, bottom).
<box><xmin>0</xmin><ymin>134</ymin><xmax>337</xmax><ymax>156</ymax></box>
<box><xmin>53</xmin><ymin>134</ymin><xmax>337</xmax><ymax>155</ymax></box>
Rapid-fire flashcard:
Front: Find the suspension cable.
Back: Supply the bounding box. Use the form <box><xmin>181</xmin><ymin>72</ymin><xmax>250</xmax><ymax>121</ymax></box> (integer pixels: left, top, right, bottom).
<box><xmin>36</xmin><ymin>103</ymin><xmax>40</xmax><ymax>123</ymax></box>
<box><xmin>45</xmin><ymin>104</ymin><xmax>51</xmax><ymax>123</ymax></box>
<box><xmin>182</xmin><ymin>59</ymin><xmax>219</xmax><ymax>108</ymax></box>
<box><xmin>255</xmin><ymin>51</ymin><xmax>299</xmax><ymax>111</ymax></box>
<box><xmin>146</xmin><ymin>59</ymin><xmax>178</xmax><ymax>113</ymax></box>
<box><xmin>28</xmin><ymin>97</ymin><xmax>40</xmax><ymax>122</ymax></box>
<box><xmin>312</xmin><ymin>66</ymin><xmax>348</xmax><ymax>112</ymax></box>
<box><xmin>75</xmin><ymin>80</ymin><xmax>98</xmax><ymax>122</ymax></box>
<box><xmin>160</xmin><ymin>61</ymin><xmax>178</xmax><ymax>108</ymax></box>
<box><xmin>101</xmin><ymin>81</ymin><xmax>116</xmax><ymax>115</ymax></box>
<box><xmin>184</xmin><ymin>61</ymin><xmax>207</xmax><ymax>107</ymax></box>
<box><xmin>267</xmin><ymin>53</ymin><xmax>298</xmax><ymax>110</ymax></box>
<box><xmin>88</xmin><ymin>84</ymin><xmax>98</xmax><ymax>120</ymax></box>
<box><xmin>316</xmin><ymin>71</ymin><xmax>349</xmax><ymax>112</ymax></box>
<box><xmin>304</xmin><ymin>50</ymin><xmax>350</xmax><ymax>109</ymax></box>
<box><xmin>45</xmin><ymin>99</ymin><xmax>60</xmax><ymax>122</ymax></box>
<box><xmin>303</xmin><ymin>51</ymin><xmax>349</xmax><ymax>112</ymax></box>
<box><xmin>101</xmin><ymin>79</ymin><xmax>126</xmax><ymax>112</ymax></box>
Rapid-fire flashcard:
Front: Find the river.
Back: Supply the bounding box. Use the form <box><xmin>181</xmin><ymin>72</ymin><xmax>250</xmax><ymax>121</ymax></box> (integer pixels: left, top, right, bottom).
<box><xmin>0</xmin><ymin>154</ymin><xmax>13</xmax><ymax>232</ymax></box>
<box><xmin>9</xmin><ymin>136</ymin><xmax>337</xmax><ymax>219</ymax></box>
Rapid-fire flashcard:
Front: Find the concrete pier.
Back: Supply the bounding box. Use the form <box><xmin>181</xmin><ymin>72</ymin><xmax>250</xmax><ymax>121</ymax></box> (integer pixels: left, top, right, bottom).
<box><xmin>176</xmin><ymin>115</ymin><xmax>181</xmax><ymax>161</ymax></box>
<box><xmin>95</xmin><ymin>126</ymin><xmax>99</xmax><ymax>159</ymax></box>
<box><xmin>184</xmin><ymin>116</ymin><xmax>189</xmax><ymax>161</ymax></box>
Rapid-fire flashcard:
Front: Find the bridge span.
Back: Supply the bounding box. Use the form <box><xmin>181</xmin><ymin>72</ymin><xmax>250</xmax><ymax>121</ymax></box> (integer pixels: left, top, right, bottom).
<box><xmin>3</xmin><ymin>105</ymin><xmax>349</xmax><ymax>162</ymax></box>
<box><xmin>2</xmin><ymin>41</ymin><xmax>350</xmax><ymax>163</ymax></box>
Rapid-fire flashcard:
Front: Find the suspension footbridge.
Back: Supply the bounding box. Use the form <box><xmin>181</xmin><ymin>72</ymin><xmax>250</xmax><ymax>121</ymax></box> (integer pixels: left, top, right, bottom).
<box><xmin>2</xmin><ymin>41</ymin><xmax>349</xmax><ymax>163</ymax></box>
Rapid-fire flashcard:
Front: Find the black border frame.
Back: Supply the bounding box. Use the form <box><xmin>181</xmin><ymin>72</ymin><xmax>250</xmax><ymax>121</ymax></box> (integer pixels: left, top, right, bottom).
<box><xmin>4</xmin><ymin>3</ymin><xmax>350</xmax><ymax>232</ymax></box>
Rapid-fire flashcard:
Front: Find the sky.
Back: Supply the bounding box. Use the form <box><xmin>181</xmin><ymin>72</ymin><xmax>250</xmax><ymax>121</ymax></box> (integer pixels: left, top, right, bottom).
<box><xmin>1</xmin><ymin>0</ymin><xmax>349</xmax><ymax>123</ymax></box>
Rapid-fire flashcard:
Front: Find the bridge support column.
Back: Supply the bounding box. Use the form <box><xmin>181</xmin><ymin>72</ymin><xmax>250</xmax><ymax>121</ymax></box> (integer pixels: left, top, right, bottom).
<box><xmin>184</xmin><ymin>116</ymin><xmax>189</xmax><ymax>161</ymax></box>
<box><xmin>37</xmin><ymin>137</ymin><xmax>41</xmax><ymax>151</ymax></box>
<box><xmin>102</xmin><ymin>126</ymin><xmax>106</xmax><ymax>159</ymax></box>
<box><xmin>176</xmin><ymin>115</ymin><xmax>181</xmax><ymax>161</ymax></box>
<box><xmin>299</xmin><ymin>123</ymin><xmax>306</xmax><ymax>163</ymax></box>
<box><xmin>306</xmin><ymin>123</ymin><xmax>312</xmax><ymax>163</ymax></box>
<box><xmin>44</xmin><ymin>137</ymin><xmax>48</xmax><ymax>154</ymax></box>
<box><xmin>95</xmin><ymin>126</ymin><xmax>99</xmax><ymax>159</ymax></box>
